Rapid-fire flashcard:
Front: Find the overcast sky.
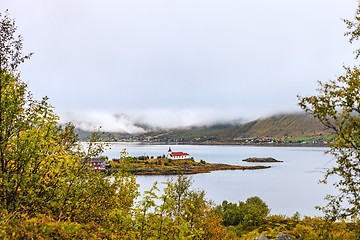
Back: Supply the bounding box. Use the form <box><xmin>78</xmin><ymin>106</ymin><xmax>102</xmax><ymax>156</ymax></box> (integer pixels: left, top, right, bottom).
<box><xmin>2</xmin><ymin>0</ymin><xmax>359</xmax><ymax>133</ymax></box>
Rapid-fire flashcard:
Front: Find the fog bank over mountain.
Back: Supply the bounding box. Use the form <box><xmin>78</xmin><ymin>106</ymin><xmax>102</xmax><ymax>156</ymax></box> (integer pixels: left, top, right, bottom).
<box><xmin>60</xmin><ymin>109</ymin><xmax>299</xmax><ymax>134</ymax></box>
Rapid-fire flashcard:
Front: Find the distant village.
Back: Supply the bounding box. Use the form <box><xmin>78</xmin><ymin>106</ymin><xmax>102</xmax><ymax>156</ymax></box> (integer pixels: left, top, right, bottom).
<box><xmin>117</xmin><ymin>136</ymin><xmax>330</xmax><ymax>146</ymax></box>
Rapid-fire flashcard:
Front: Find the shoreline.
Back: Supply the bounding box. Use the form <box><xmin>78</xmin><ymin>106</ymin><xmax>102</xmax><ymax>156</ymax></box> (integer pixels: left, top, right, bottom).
<box><xmin>94</xmin><ymin>141</ymin><xmax>329</xmax><ymax>147</ymax></box>
<box><xmin>107</xmin><ymin>164</ymin><xmax>271</xmax><ymax>176</ymax></box>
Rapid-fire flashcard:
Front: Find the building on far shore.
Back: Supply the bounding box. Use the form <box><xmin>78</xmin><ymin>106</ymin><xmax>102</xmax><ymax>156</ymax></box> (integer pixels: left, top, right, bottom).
<box><xmin>167</xmin><ymin>147</ymin><xmax>190</xmax><ymax>160</ymax></box>
<box><xmin>87</xmin><ymin>157</ymin><xmax>108</xmax><ymax>170</ymax></box>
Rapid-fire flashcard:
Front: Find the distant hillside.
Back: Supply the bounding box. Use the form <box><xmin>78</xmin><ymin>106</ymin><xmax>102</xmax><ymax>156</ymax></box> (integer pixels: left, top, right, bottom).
<box><xmin>231</xmin><ymin>113</ymin><xmax>333</xmax><ymax>140</ymax></box>
<box><xmin>75</xmin><ymin>113</ymin><xmax>334</xmax><ymax>143</ymax></box>
<box><xmin>136</xmin><ymin>113</ymin><xmax>334</xmax><ymax>143</ymax></box>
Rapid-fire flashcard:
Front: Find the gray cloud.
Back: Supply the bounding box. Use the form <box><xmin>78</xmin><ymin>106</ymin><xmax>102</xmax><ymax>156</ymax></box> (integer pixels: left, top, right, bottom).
<box><xmin>3</xmin><ymin>0</ymin><xmax>358</xmax><ymax>130</ymax></box>
<box><xmin>60</xmin><ymin>107</ymin><xmax>300</xmax><ymax>133</ymax></box>
<box><xmin>61</xmin><ymin>111</ymin><xmax>147</xmax><ymax>134</ymax></box>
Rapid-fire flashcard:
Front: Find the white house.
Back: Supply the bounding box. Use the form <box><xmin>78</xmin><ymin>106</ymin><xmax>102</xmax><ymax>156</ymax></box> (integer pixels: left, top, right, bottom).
<box><xmin>89</xmin><ymin>157</ymin><xmax>107</xmax><ymax>170</ymax></box>
<box><xmin>167</xmin><ymin>147</ymin><xmax>190</xmax><ymax>160</ymax></box>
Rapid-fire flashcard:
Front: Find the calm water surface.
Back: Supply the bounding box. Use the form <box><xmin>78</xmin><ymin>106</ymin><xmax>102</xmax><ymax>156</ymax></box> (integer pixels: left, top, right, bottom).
<box><xmin>104</xmin><ymin>143</ymin><xmax>336</xmax><ymax>217</ymax></box>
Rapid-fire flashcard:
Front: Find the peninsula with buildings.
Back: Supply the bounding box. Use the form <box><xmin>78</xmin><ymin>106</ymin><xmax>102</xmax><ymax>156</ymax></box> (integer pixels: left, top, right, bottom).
<box><xmin>97</xmin><ymin>148</ymin><xmax>271</xmax><ymax>175</ymax></box>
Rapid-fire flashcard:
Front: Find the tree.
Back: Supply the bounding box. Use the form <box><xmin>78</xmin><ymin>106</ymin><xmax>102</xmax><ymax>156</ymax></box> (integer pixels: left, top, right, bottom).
<box><xmin>0</xmin><ymin>11</ymin><xmax>226</xmax><ymax>239</ymax></box>
<box><xmin>134</xmin><ymin>175</ymin><xmax>225</xmax><ymax>239</ymax></box>
<box><xmin>215</xmin><ymin>196</ymin><xmax>270</xmax><ymax>227</ymax></box>
<box><xmin>0</xmin><ymin>10</ymin><xmax>138</xmax><ymax>224</ymax></box>
<box><xmin>0</xmin><ymin>10</ymin><xmax>230</xmax><ymax>239</ymax></box>
<box><xmin>298</xmin><ymin>3</ymin><xmax>360</xmax><ymax>221</ymax></box>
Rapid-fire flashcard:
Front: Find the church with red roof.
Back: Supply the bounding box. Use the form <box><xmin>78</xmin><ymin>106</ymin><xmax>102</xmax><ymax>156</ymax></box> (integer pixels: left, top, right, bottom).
<box><xmin>167</xmin><ymin>147</ymin><xmax>190</xmax><ymax>160</ymax></box>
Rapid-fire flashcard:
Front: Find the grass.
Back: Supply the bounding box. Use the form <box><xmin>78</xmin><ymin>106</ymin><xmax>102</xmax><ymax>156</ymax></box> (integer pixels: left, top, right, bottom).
<box><xmin>285</xmin><ymin>134</ymin><xmax>334</xmax><ymax>142</ymax></box>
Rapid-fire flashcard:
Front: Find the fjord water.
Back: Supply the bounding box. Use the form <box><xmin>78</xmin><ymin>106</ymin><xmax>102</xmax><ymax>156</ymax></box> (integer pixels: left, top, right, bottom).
<box><xmin>104</xmin><ymin>143</ymin><xmax>336</xmax><ymax>217</ymax></box>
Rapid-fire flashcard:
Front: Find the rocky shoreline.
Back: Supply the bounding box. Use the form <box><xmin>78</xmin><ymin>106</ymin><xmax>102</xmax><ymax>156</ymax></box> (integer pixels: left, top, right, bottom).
<box><xmin>108</xmin><ymin>164</ymin><xmax>270</xmax><ymax>175</ymax></box>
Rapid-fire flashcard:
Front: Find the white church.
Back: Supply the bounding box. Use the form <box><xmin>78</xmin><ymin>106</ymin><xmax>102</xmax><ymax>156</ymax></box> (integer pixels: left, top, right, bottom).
<box><xmin>167</xmin><ymin>147</ymin><xmax>190</xmax><ymax>160</ymax></box>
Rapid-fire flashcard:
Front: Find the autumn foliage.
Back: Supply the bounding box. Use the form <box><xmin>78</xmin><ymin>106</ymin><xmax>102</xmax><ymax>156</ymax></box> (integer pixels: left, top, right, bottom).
<box><xmin>1</xmin><ymin>8</ymin><xmax>360</xmax><ymax>240</ymax></box>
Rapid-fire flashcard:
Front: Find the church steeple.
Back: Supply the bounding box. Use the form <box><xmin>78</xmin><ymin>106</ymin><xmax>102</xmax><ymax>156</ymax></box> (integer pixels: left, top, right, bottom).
<box><xmin>168</xmin><ymin>147</ymin><xmax>172</xmax><ymax>153</ymax></box>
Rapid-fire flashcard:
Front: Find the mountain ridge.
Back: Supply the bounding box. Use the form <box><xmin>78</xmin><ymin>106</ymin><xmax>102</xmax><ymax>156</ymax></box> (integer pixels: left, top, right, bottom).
<box><xmin>135</xmin><ymin>113</ymin><xmax>333</xmax><ymax>143</ymax></box>
<box><xmin>75</xmin><ymin>113</ymin><xmax>333</xmax><ymax>143</ymax></box>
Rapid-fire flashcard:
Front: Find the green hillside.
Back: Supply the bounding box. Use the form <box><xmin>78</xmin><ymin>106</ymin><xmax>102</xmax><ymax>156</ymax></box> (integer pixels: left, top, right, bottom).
<box><xmin>136</xmin><ymin>113</ymin><xmax>334</xmax><ymax>143</ymax></box>
<box><xmin>232</xmin><ymin>113</ymin><xmax>333</xmax><ymax>140</ymax></box>
<box><xmin>75</xmin><ymin>113</ymin><xmax>334</xmax><ymax>143</ymax></box>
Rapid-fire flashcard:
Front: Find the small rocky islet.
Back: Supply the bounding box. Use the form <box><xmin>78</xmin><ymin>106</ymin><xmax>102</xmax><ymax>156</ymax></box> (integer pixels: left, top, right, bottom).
<box><xmin>242</xmin><ymin>157</ymin><xmax>283</xmax><ymax>163</ymax></box>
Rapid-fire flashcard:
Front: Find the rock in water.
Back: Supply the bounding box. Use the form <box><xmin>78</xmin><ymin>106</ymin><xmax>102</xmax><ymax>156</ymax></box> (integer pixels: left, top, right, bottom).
<box><xmin>243</xmin><ymin>157</ymin><xmax>283</xmax><ymax>162</ymax></box>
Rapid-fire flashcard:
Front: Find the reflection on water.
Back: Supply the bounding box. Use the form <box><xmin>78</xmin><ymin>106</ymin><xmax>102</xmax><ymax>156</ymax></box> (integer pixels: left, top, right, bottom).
<box><xmin>104</xmin><ymin>143</ymin><xmax>336</xmax><ymax>217</ymax></box>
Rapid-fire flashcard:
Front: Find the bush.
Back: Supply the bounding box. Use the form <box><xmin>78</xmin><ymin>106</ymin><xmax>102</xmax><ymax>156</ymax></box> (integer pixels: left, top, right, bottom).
<box><xmin>215</xmin><ymin>197</ymin><xmax>270</xmax><ymax>227</ymax></box>
<box><xmin>138</xmin><ymin>156</ymin><xmax>149</xmax><ymax>160</ymax></box>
